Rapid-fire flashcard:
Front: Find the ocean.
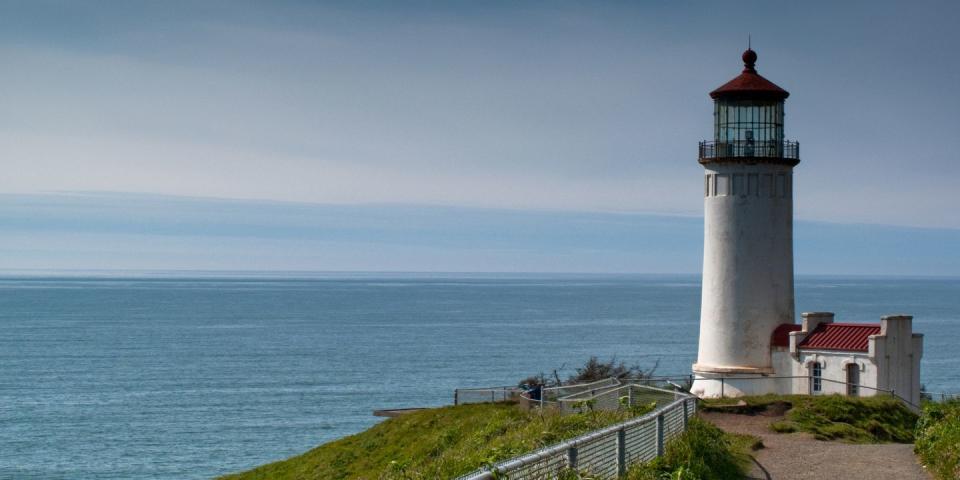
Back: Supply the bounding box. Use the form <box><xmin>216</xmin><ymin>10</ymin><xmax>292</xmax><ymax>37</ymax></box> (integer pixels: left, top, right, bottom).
<box><xmin>1</xmin><ymin>273</ymin><xmax>957</xmax><ymax>479</ymax></box>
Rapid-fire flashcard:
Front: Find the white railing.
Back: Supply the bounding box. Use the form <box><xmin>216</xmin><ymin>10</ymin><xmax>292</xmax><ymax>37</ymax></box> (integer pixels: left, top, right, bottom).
<box><xmin>455</xmin><ymin>388</ymin><xmax>696</xmax><ymax>480</ymax></box>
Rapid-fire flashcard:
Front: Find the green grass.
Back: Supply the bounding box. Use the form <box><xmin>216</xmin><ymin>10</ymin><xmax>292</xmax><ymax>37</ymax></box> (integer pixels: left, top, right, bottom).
<box><xmin>218</xmin><ymin>402</ymin><xmax>648</xmax><ymax>480</ymax></box>
<box><xmin>623</xmin><ymin>418</ymin><xmax>758</xmax><ymax>480</ymax></box>
<box><xmin>703</xmin><ymin>394</ymin><xmax>918</xmax><ymax>443</ymax></box>
<box><xmin>914</xmin><ymin>400</ymin><xmax>960</xmax><ymax>480</ymax></box>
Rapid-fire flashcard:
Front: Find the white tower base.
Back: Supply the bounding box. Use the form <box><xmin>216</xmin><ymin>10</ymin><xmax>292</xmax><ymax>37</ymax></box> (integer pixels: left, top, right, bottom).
<box><xmin>689</xmin><ymin>371</ymin><xmax>779</xmax><ymax>398</ymax></box>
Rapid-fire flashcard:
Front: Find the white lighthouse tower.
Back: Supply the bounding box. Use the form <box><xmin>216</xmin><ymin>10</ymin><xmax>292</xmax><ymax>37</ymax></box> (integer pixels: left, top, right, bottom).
<box><xmin>691</xmin><ymin>49</ymin><xmax>800</xmax><ymax>397</ymax></box>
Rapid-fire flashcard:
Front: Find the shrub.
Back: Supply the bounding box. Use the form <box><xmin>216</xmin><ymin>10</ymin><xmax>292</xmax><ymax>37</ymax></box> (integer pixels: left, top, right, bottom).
<box><xmin>624</xmin><ymin>418</ymin><xmax>751</xmax><ymax>480</ymax></box>
<box><xmin>915</xmin><ymin>400</ymin><xmax>960</xmax><ymax>480</ymax></box>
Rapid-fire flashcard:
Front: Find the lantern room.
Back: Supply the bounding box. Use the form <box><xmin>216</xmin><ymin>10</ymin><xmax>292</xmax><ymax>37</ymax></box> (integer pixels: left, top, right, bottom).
<box><xmin>699</xmin><ymin>49</ymin><xmax>798</xmax><ymax>163</ymax></box>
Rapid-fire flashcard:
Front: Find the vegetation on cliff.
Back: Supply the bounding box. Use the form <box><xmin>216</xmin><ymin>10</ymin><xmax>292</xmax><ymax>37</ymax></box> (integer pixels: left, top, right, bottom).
<box><xmin>624</xmin><ymin>418</ymin><xmax>757</xmax><ymax>480</ymax></box>
<box><xmin>219</xmin><ymin>402</ymin><xmax>644</xmax><ymax>480</ymax></box>
<box><xmin>915</xmin><ymin>399</ymin><xmax>960</xmax><ymax>480</ymax></box>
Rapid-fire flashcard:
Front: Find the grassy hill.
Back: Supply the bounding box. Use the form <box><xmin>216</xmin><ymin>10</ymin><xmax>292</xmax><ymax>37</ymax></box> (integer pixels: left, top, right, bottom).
<box><xmin>218</xmin><ymin>402</ymin><xmax>644</xmax><ymax>480</ymax></box>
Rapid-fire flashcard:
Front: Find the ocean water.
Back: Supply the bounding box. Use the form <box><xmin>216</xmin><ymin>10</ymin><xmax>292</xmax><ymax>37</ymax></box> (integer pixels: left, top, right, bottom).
<box><xmin>1</xmin><ymin>273</ymin><xmax>957</xmax><ymax>479</ymax></box>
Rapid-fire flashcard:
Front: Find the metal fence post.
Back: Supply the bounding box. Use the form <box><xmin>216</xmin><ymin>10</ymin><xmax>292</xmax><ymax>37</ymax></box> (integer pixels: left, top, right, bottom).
<box><xmin>682</xmin><ymin>399</ymin><xmax>689</xmax><ymax>429</ymax></box>
<box><xmin>720</xmin><ymin>377</ymin><xmax>725</xmax><ymax>398</ymax></box>
<box><xmin>617</xmin><ymin>428</ymin><xmax>626</xmax><ymax>475</ymax></box>
<box><xmin>567</xmin><ymin>446</ymin><xmax>578</xmax><ymax>469</ymax></box>
<box><xmin>656</xmin><ymin>413</ymin><xmax>665</xmax><ymax>457</ymax></box>
<box><xmin>454</xmin><ymin>389</ymin><xmax>459</xmax><ymax>406</ymax></box>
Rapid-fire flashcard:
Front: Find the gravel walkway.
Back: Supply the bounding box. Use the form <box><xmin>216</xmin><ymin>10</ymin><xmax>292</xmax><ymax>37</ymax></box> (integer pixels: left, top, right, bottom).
<box><xmin>701</xmin><ymin>411</ymin><xmax>932</xmax><ymax>480</ymax></box>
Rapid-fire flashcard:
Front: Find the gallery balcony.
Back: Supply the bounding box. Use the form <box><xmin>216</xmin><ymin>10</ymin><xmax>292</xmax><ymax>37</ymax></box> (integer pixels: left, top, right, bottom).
<box><xmin>698</xmin><ymin>140</ymin><xmax>800</xmax><ymax>165</ymax></box>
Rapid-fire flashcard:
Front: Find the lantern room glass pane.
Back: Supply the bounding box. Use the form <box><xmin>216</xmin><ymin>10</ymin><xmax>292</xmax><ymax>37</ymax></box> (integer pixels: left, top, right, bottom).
<box><xmin>713</xmin><ymin>99</ymin><xmax>784</xmax><ymax>157</ymax></box>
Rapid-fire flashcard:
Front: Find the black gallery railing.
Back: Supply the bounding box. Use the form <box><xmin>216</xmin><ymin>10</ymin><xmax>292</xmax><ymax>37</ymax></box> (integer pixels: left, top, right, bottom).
<box><xmin>699</xmin><ymin>140</ymin><xmax>799</xmax><ymax>160</ymax></box>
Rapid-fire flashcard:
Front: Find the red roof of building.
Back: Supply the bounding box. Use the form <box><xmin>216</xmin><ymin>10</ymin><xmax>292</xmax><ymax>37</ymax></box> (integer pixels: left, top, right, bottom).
<box><xmin>710</xmin><ymin>49</ymin><xmax>790</xmax><ymax>101</ymax></box>
<box><xmin>798</xmin><ymin>323</ymin><xmax>881</xmax><ymax>352</ymax></box>
<box><xmin>771</xmin><ymin>323</ymin><xmax>802</xmax><ymax>347</ymax></box>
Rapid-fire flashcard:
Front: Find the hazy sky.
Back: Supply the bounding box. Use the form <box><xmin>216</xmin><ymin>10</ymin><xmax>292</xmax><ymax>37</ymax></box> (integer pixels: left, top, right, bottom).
<box><xmin>2</xmin><ymin>1</ymin><xmax>959</xmax><ymax>273</ymax></box>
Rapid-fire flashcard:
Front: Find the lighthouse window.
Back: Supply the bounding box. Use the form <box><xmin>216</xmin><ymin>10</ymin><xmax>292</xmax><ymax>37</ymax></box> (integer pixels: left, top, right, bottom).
<box><xmin>747</xmin><ymin>174</ymin><xmax>759</xmax><ymax>196</ymax></box>
<box><xmin>715</xmin><ymin>175</ymin><xmax>730</xmax><ymax>196</ymax></box>
<box><xmin>705</xmin><ymin>175</ymin><xmax>711</xmax><ymax>197</ymax></box>
<box><xmin>762</xmin><ymin>174</ymin><xmax>774</xmax><ymax>197</ymax></box>
<box><xmin>776</xmin><ymin>174</ymin><xmax>786</xmax><ymax>198</ymax></box>
<box><xmin>714</xmin><ymin>99</ymin><xmax>784</xmax><ymax>153</ymax></box>
<box><xmin>732</xmin><ymin>174</ymin><xmax>744</xmax><ymax>196</ymax></box>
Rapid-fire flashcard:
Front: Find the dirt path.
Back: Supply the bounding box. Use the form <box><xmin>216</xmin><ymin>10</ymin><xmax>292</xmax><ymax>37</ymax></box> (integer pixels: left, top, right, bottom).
<box><xmin>700</xmin><ymin>411</ymin><xmax>932</xmax><ymax>480</ymax></box>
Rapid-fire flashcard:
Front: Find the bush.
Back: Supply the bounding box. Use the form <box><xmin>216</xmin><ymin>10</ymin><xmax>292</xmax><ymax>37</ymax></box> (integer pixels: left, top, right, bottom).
<box><xmin>915</xmin><ymin>400</ymin><xmax>960</xmax><ymax>480</ymax></box>
<box><xmin>624</xmin><ymin>418</ymin><xmax>751</xmax><ymax>480</ymax></box>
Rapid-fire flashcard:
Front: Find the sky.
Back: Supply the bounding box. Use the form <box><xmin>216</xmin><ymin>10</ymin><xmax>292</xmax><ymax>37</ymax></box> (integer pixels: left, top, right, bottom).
<box><xmin>1</xmin><ymin>1</ymin><xmax>959</xmax><ymax>274</ymax></box>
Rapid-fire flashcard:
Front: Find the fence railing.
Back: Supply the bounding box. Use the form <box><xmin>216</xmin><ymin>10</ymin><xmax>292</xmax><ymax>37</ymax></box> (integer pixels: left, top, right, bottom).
<box><xmin>692</xmin><ymin>374</ymin><xmax>922</xmax><ymax>411</ymax></box>
<box><xmin>538</xmin><ymin>377</ymin><xmax>622</xmax><ymax>408</ymax></box>
<box><xmin>923</xmin><ymin>391</ymin><xmax>960</xmax><ymax>403</ymax></box>
<box><xmin>455</xmin><ymin>388</ymin><xmax>696</xmax><ymax>480</ymax></box>
<box><xmin>454</xmin><ymin>385</ymin><xmax>523</xmax><ymax>406</ymax></box>
<box><xmin>558</xmin><ymin>383</ymin><xmax>682</xmax><ymax>415</ymax></box>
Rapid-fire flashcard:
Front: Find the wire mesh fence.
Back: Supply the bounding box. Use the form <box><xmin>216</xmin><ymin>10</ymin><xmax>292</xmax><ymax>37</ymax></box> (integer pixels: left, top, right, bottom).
<box><xmin>557</xmin><ymin>384</ymin><xmax>682</xmax><ymax>415</ymax></box>
<box><xmin>455</xmin><ymin>389</ymin><xmax>696</xmax><ymax>480</ymax></box>
<box><xmin>542</xmin><ymin>377</ymin><xmax>621</xmax><ymax>402</ymax></box>
<box><xmin>454</xmin><ymin>386</ymin><xmax>523</xmax><ymax>405</ymax></box>
<box><xmin>924</xmin><ymin>391</ymin><xmax>960</xmax><ymax>403</ymax></box>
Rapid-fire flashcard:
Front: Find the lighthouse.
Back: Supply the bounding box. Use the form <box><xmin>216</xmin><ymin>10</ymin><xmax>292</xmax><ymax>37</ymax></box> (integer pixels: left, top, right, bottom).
<box><xmin>691</xmin><ymin>48</ymin><xmax>800</xmax><ymax>397</ymax></box>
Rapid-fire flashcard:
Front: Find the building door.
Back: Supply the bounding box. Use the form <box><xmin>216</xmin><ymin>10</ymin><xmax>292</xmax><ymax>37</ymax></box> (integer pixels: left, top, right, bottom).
<box><xmin>811</xmin><ymin>362</ymin><xmax>823</xmax><ymax>395</ymax></box>
<box><xmin>847</xmin><ymin>364</ymin><xmax>859</xmax><ymax>396</ymax></box>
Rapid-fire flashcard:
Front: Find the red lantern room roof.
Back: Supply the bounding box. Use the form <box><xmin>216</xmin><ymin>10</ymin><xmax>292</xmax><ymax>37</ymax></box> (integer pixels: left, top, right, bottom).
<box><xmin>710</xmin><ymin>49</ymin><xmax>789</xmax><ymax>101</ymax></box>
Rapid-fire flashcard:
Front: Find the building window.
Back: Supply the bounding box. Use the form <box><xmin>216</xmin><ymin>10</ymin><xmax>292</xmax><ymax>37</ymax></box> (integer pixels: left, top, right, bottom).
<box><xmin>705</xmin><ymin>175</ymin><xmax>711</xmax><ymax>197</ymax></box>
<box><xmin>811</xmin><ymin>362</ymin><xmax>823</xmax><ymax>394</ymax></box>
<box><xmin>776</xmin><ymin>174</ymin><xmax>786</xmax><ymax>198</ymax></box>
<box><xmin>847</xmin><ymin>364</ymin><xmax>860</xmax><ymax>397</ymax></box>
<box><xmin>732</xmin><ymin>174</ymin><xmax>744</xmax><ymax>196</ymax></box>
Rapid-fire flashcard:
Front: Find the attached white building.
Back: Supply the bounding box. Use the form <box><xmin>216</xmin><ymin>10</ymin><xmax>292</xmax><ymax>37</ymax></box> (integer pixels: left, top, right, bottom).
<box><xmin>688</xmin><ymin>49</ymin><xmax>923</xmax><ymax>407</ymax></box>
<box><xmin>771</xmin><ymin>312</ymin><xmax>924</xmax><ymax>407</ymax></box>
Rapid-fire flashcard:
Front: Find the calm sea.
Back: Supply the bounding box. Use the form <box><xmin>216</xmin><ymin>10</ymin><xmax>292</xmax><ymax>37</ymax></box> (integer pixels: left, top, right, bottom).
<box><xmin>1</xmin><ymin>273</ymin><xmax>957</xmax><ymax>479</ymax></box>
